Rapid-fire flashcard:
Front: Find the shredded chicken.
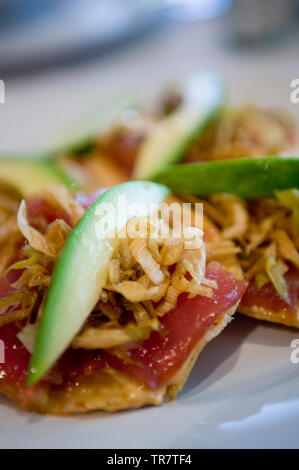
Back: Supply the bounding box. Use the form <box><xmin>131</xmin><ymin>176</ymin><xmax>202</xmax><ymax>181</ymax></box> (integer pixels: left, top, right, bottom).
<box><xmin>18</xmin><ymin>188</ymin><xmax>73</xmax><ymax>259</ymax></box>
<box><xmin>272</xmin><ymin>230</ymin><xmax>299</xmax><ymax>269</ymax></box>
<box><xmin>0</xmin><ymin>186</ymin><xmax>22</xmax><ymax>276</ymax></box>
<box><xmin>41</xmin><ymin>185</ymin><xmax>84</xmax><ymax>226</ymax></box>
<box><xmin>206</xmin><ymin>190</ymin><xmax>299</xmax><ymax>304</ymax></box>
<box><xmin>18</xmin><ymin>200</ymin><xmax>56</xmax><ymax>257</ymax></box>
<box><xmin>181</xmin><ymin>97</ymin><xmax>299</xmax><ymax>308</ymax></box>
<box><xmin>88</xmin><ymin>213</ymin><xmax>211</xmax><ymax>348</ymax></box>
<box><xmin>1</xmin><ymin>186</ymin><xmax>217</xmax><ymax>352</ymax></box>
<box><xmin>72</xmin><ymin>319</ymin><xmax>159</xmax><ymax>350</ymax></box>
<box><xmin>0</xmin><ymin>186</ymin><xmax>74</xmax><ymax>329</ymax></box>
<box><xmin>185</xmin><ymin>106</ymin><xmax>295</xmax><ymax>163</ymax></box>
<box><xmin>129</xmin><ymin>238</ymin><xmax>164</xmax><ymax>285</ymax></box>
<box><xmin>182</xmin><ymin>105</ymin><xmax>297</xmax><ymax>305</ymax></box>
<box><xmin>0</xmin><ymin>290</ymin><xmax>38</xmax><ymax>327</ymax></box>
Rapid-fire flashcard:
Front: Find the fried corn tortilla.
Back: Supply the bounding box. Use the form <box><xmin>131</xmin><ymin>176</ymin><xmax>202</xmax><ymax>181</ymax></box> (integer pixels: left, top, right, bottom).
<box><xmin>198</xmin><ymin>192</ymin><xmax>299</xmax><ymax>328</ymax></box>
<box><xmin>237</xmin><ymin>196</ymin><xmax>299</xmax><ymax>329</ymax></box>
<box><xmin>0</xmin><ymin>304</ymin><xmax>238</xmax><ymax>415</ymax></box>
<box><xmin>180</xmin><ymin>104</ymin><xmax>299</xmax><ymax>328</ymax></box>
<box><xmin>0</xmin><ymin>187</ymin><xmax>246</xmax><ymax>415</ymax></box>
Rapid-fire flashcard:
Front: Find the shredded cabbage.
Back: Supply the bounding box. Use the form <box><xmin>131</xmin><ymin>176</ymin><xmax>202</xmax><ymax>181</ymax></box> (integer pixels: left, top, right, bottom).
<box><xmin>17</xmin><ymin>323</ymin><xmax>38</xmax><ymax>353</ymax></box>
<box><xmin>0</xmin><ymin>291</ymin><xmax>37</xmax><ymax>326</ymax></box>
<box><xmin>17</xmin><ymin>200</ymin><xmax>55</xmax><ymax>257</ymax></box>
<box><xmin>41</xmin><ymin>185</ymin><xmax>84</xmax><ymax>226</ymax></box>
<box><xmin>4</xmin><ymin>247</ymin><xmax>40</xmax><ymax>276</ymax></box>
<box><xmin>72</xmin><ymin>318</ymin><xmax>160</xmax><ymax>350</ymax></box>
<box><xmin>276</xmin><ymin>189</ymin><xmax>299</xmax><ymax>236</ymax></box>
<box><xmin>1</xmin><ymin>189</ymin><xmax>218</xmax><ymax>353</ymax></box>
<box><xmin>265</xmin><ymin>256</ymin><xmax>289</xmax><ymax>304</ymax></box>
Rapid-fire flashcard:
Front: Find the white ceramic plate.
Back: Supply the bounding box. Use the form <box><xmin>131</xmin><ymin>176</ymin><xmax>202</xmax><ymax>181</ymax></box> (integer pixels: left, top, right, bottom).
<box><xmin>0</xmin><ymin>61</ymin><xmax>299</xmax><ymax>449</ymax></box>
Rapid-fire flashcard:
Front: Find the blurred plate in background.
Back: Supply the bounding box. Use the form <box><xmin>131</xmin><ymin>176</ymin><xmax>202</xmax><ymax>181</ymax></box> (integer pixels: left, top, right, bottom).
<box><xmin>0</xmin><ymin>0</ymin><xmax>232</xmax><ymax>73</ymax></box>
<box><xmin>0</xmin><ymin>0</ymin><xmax>163</xmax><ymax>71</ymax></box>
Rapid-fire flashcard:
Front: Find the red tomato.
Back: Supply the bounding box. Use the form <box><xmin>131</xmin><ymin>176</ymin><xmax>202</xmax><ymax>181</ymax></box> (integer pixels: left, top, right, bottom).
<box><xmin>240</xmin><ymin>267</ymin><xmax>299</xmax><ymax>315</ymax></box>
<box><xmin>104</xmin><ymin>262</ymin><xmax>247</xmax><ymax>389</ymax></box>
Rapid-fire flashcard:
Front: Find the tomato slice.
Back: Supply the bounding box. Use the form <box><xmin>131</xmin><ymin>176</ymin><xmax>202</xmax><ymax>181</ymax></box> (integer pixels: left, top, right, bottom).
<box><xmin>104</xmin><ymin>262</ymin><xmax>247</xmax><ymax>389</ymax></box>
<box><xmin>240</xmin><ymin>267</ymin><xmax>299</xmax><ymax>315</ymax></box>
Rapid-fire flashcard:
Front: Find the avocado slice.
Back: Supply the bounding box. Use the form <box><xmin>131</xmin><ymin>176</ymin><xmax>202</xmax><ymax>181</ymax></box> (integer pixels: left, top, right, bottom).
<box><xmin>133</xmin><ymin>71</ymin><xmax>225</xmax><ymax>180</ymax></box>
<box><xmin>154</xmin><ymin>156</ymin><xmax>299</xmax><ymax>199</ymax></box>
<box><xmin>0</xmin><ymin>157</ymin><xmax>77</xmax><ymax>196</ymax></box>
<box><xmin>28</xmin><ymin>181</ymin><xmax>169</xmax><ymax>385</ymax></box>
<box><xmin>51</xmin><ymin>98</ymin><xmax>132</xmax><ymax>157</ymax></box>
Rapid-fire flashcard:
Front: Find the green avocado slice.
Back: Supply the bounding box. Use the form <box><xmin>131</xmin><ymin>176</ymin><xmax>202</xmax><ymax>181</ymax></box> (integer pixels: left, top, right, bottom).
<box><xmin>51</xmin><ymin>98</ymin><xmax>132</xmax><ymax>156</ymax></box>
<box><xmin>0</xmin><ymin>157</ymin><xmax>77</xmax><ymax>196</ymax></box>
<box><xmin>28</xmin><ymin>181</ymin><xmax>170</xmax><ymax>385</ymax></box>
<box><xmin>154</xmin><ymin>156</ymin><xmax>299</xmax><ymax>199</ymax></box>
<box><xmin>133</xmin><ymin>71</ymin><xmax>225</xmax><ymax>180</ymax></box>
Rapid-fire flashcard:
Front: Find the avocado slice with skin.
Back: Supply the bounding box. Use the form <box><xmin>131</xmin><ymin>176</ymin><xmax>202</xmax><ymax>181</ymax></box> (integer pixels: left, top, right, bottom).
<box><xmin>0</xmin><ymin>157</ymin><xmax>77</xmax><ymax>196</ymax></box>
<box><xmin>154</xmin><ymin>156</ymin><xmax>299</xmax><ymax>199</ymax></box>
<box><xmin>28</xmin><ymin>181</ymin><xmax>170</xmax><ymax>385</ymax></box>
<box><xmin>133</xmin><ymin>71</ymin><xmax>225</xmax><ymax>180</ymax></box>
<box><xmin>51</xmin><ymin>98</ymin><xmax>133</xmax><ymax>157</ymax></box>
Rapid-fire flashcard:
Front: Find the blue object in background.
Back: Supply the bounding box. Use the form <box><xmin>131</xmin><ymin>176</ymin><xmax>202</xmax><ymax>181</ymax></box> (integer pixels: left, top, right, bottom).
<box><xmin>0</xmin><ymin>0</ymin><xmax>232</xmax><ymax>73</ymax></box>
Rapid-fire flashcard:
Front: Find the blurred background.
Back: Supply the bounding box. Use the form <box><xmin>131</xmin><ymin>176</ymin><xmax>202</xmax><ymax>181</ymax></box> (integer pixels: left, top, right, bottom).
<box><xmin>0</xmin><ymin>0</ymin><xmax>298</xmax><ymax>153</ymax></box>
